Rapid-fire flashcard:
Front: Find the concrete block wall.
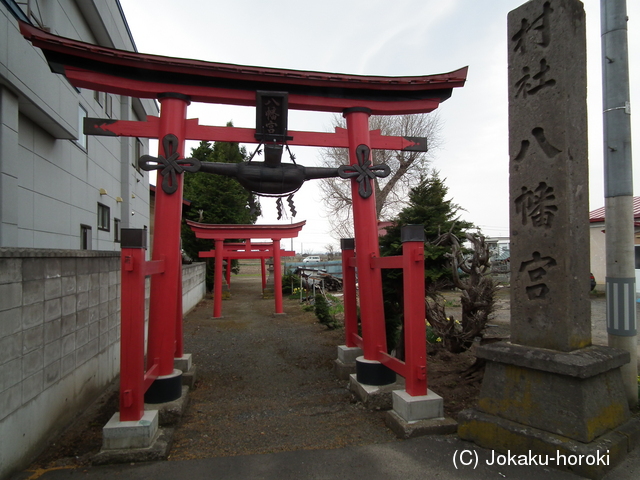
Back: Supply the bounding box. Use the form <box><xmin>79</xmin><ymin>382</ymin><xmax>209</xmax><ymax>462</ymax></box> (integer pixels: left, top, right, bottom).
<box><xmin>0</xmin><ymin>248</ymin><xmax>120</xmax><ymax>480</ymax></box>
<box><xmin>182</xmin><ymin>262</ymin><xmax>206</xmax><ymax>314</ymax></box>
<box><xmin>0</xmin><ymin>250</ymin><xmax>206</xmax><ymax>479</ymax></box>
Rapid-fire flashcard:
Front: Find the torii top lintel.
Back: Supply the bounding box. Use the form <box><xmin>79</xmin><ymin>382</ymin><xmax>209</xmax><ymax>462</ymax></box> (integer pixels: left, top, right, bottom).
<box><xmin>19</xmin><ymin>22</ymin><xmax>467</xmax><ymax>115</ymax></box>
<box><xmin>186</xmin><ymin>220</ymin><xmax>306</xmax><ymax>240</ymax></box>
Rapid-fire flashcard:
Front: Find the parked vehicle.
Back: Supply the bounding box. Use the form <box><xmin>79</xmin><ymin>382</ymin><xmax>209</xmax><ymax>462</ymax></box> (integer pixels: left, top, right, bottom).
<box><xmin>303</xmin><ymin>255</ymin><xmax>321</xmax><ymax>263</ymax></box>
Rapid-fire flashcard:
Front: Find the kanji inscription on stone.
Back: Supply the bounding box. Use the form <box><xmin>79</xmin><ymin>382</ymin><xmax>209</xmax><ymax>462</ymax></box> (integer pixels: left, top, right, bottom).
<box><xmin>508</xmin><ymin>0</ymin><xmax>590</xmax><ymax>351</ymax></box>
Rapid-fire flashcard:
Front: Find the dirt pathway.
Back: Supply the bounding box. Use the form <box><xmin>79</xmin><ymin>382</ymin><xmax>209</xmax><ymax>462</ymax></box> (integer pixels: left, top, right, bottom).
<box><xmin>169</xmin><ymin>276</ymin><xmax>398</xmax><ymax>460</ymax></box>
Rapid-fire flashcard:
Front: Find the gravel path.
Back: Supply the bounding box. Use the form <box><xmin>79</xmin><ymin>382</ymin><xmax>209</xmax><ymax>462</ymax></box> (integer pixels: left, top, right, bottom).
<box><xmin>169</xmin><ymin>276</ymin><xmax>398</xmax><ymax>461</ymax></box>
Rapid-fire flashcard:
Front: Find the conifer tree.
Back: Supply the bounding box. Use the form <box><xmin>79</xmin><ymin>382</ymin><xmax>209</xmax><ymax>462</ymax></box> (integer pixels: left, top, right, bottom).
<box><xmin>181</xmin><ymin>131</ymin><xmax>261</xmax><ymax>289</ymax></box>
<box><xmin>379</xmin><ymin>172</ymin><xmax>473</xmax><ymax>351</ymax></box>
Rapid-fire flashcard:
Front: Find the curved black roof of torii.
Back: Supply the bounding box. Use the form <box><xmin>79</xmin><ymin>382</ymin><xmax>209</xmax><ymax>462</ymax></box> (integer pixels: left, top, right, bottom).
<box><xmin>19</xmin><ymin>22</ymin><xmax>467</xmax><ymax>115</ymax></box>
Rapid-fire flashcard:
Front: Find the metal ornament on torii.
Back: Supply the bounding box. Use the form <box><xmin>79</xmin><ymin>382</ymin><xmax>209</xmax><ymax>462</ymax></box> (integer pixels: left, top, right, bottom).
<box><xmin>20</xmin><ymin>22</ymin><xmax>467</xmax><ymax>420</ymax></box>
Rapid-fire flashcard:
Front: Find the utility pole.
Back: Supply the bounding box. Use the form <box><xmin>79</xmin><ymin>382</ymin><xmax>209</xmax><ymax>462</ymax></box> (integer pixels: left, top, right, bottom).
<box><xmin>601</xmin><ymin>0</ymin><xmax>638</xmax><ymax>407</ymax></box>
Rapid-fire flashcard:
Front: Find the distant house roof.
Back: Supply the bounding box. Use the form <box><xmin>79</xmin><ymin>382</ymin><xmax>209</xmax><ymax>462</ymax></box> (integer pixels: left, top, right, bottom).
<box><xmin>589</xmin><ymin>197</ymin><xmax>640</xmax><ymax>223</ymax></box>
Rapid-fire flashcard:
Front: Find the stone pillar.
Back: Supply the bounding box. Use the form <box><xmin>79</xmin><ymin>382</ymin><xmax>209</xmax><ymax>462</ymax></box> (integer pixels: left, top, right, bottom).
<box><xmin>508</xmin><ymin>0</ymin><xmax>590</xmax><ymax>351</ymax></box>
<box><xmin>458</xmin><ymin>2</ymin><xmax>639</xmax><ymax>477</ymax></box>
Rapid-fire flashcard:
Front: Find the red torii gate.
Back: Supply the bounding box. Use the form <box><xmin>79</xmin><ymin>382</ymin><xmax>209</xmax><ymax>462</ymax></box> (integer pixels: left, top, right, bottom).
<box><xmin>187</xmin><ymin>220</ymin><xmax>303</xmax><ymax>318</ymax></box>
<box><xmin>211</xmin><ymin>242</ymin><xmax>294</xmax><ymax>293</ymax></box>
<box><xmin>19</xmin><ymin>22</ymin><xmax>467</xmax><ymax>420</ymax></box>
<box><xmin>213</xmin><ymin>242</ymin><xmax>277</xmax><ymax>291</ymax></box>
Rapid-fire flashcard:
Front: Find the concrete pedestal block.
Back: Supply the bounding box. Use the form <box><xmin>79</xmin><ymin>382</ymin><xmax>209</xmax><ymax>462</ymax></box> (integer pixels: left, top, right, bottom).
<box><xmin>392</xmin><ymin>389</ymin><xmax>444</xmax><ymax>422</ymax></box>
<box><xmin>181</xmin><ymin>365</ymin><xmax>198</xmax><ymax>389</ymax></box>
<box><xmin>459</xmin><ymin>409</ymin><xmax>640</xmax><ymax>480</ymax></box>
<box><xmin>384</xmin><ymin>389</ymin><xmax>458</xmax><ymax>439</ymax></box>
<box><xmin>337</xmin><ymin>345</ymin><xmax>363</xmax><ymax>364</ymax></box>
<box><xmin>334</xmin><ymin>345</ymin><xmax>362</xmax><ymax>380</ymax></box>
<box><xmin>458</xmin><ymin>342</ymin><xmax>639</xmax><ymax>478</ymax></box>
<box><xmin>102</xmin><ymin>410</ymin><xmax>159</xmax><ymax>450</ymax></box>
<box><xmin>469</xmin><ymin>343</ymin><xmax>631</xmax><ymax>443</ymax></box>
<box><xmin>348</xmin><ymin>374</ymin><xmax>404</xmax><ymax>410</ymax></box>
<box><xmin>174</xmin><ymin>354</ymin><xmax>192</xmax><ymax>372</ymax></box>
<box><xmin>385</xmin><ymin>410</ymin><xmax>458</xmax><ymax>439</ymax></box>
<box><xmin>175</xmin><ymin>355</ymin><xmax>197</xmax><ymax>389</ymax></box>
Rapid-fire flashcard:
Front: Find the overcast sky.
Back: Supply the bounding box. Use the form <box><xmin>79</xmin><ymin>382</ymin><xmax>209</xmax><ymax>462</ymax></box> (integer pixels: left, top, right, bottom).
<box><xmin>119</xmin><ymin>0</ymin><xmax>639</xmax><ymax>254</ymax></box>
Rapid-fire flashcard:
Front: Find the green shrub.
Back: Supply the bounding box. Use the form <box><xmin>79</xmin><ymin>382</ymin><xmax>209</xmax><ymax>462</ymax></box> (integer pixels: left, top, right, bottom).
<box><xmin>314</xmin><ymin>294</ymin><xmax>339</xmax><ymax>329</ymax></box>
<box><xmin>281</xmin><ymin>270</ymin><xmax>300</xmax><ymax>295</ymax></box>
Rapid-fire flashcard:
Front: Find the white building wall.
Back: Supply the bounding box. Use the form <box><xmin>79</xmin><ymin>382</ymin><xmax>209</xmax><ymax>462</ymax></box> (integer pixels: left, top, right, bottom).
<box><xmin>0</xmin><ymin>1</ymin><xmax>158</xmax><ymax>250</ymax></box>
<box><xmin>0</xmin><ymin>1</ymin><xmax>162</xmax><ymax>478</ymax></box>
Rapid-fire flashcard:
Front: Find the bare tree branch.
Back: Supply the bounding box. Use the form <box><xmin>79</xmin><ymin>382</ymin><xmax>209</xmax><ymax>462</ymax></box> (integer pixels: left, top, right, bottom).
<box><xmin>318</xmin><ymin>112</ymin><xmax>442</xmax><ymax>239</ymax></box>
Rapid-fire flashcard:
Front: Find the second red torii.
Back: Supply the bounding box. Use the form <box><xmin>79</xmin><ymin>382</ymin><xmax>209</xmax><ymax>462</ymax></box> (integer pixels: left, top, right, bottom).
<box><xmin>188</xmin><ymin>220</ymin><xmax>305</xmax><ymax>318</ymax></box>
<box><xmin>199</xmin><ymin>241</ymin><xmax>295</xmax><ymax>305</ymax></box>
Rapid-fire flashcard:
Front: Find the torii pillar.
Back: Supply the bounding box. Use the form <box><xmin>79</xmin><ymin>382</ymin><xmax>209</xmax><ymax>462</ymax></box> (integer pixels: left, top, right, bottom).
<box><xmin>343</xmin><ymin>109</ymin><xmax>388</xmax><ymax>362</ymax></box>
<box><xmin>144</xmin><ymin>94</ymin><xmax>190</xmax><ymax>402</ymax></box>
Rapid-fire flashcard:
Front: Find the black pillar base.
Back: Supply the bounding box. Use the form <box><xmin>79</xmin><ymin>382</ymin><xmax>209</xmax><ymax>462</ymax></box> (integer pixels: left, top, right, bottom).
<box><xmin>144</xmin><ymin>369</ymin><xmax>183</xmax><ymax>404</ymax></box>
<box><xmin>356</xmin><ymin>356</ymin><xmax>396</xmax><ymax>386</ymax></box>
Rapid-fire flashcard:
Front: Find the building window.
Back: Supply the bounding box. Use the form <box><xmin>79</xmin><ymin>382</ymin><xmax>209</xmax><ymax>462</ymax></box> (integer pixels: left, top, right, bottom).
<box><xmin>77</xmin><ymin>105</ymin><xmax>88</xmax><ymax>149</ymax></box>
<box><xmin>114</xmin><ymin>218</ymin><xmax>121</xmax><ymax>243</ymax></box>
<box><xmin>133</xmin><ymin>138</ymin><xmax>144</xmax><ymax>173</ymax></box>
<box><xmin>81</xmin><ymin>225</ymin><xmax>92</xmax><ymax>250</ymax></box>
<box><xmin>98</xmin><ymin>203</ymin><xmax>110</xmax><ymax>231</ymax></box>
<box><xmin>106</xmin><ymin>94</ymin><xmax>113</xmax><ymax>118</ymax></box>
<box><xmin>94</xmin><ymin>90</ymin><xmax>104</xmax><ymax>107</ymax></box>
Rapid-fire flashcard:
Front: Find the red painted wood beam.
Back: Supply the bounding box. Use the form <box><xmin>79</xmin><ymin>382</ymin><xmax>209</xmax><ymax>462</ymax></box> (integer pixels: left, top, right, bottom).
<box><xmin>20</xmin><ymin>22</ymin><xmax>466</xmax><ymax>116</ymax></box>
<box><xmin>187</xmin><ymin>220</ymin><xmax>305</xmax><ymax>240</ymax></box>
<box><xmin>85</xmin><ymin>117</ymin><xmax>425</xmax><ymax>151</ymax></box>
<box><xmin>199</xmin><ymin>250</ymin><xmax>295</xmax><ymax>259</ymax></box>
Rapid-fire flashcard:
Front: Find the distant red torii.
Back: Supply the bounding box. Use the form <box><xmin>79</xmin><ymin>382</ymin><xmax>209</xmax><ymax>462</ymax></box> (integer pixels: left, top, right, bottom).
<box><xmin>187</xmin><ymin>220</ymin><xmax>304</xmax><ymax>318</ymax></box>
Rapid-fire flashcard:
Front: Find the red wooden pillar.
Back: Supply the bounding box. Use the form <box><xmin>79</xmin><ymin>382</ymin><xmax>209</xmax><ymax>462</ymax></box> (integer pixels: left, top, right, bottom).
<box><xmin>401</xmin><ymin>226</ymin><xmax>427</xmax><ymax>396</ymax></box>
<box><xmin>213</xmin><ymin>239</ymin><xmax>224</xmax><ymax>318</ymax></box>
<box><xmin>225</xmin><ymin>257</ymin><xmax>232</xmax><ymax>287</ymax></box>
<box><xmin>146</xmin><ymin>94</ymin><xmax>189</xmax><ymax>401</ymax></box>
<box><xmin>261</xmin><ymin>258</ymin><xmax>267</xmax><ymax>291</ymax></box>
<box><xmin>273</xmin><ymin>239</ymin><xmax>284</xmax><ymax>314</ymax></box>
<box><xmin>119</xmin><ymin>243</ymin><xmax>146</xmax><ymax>421</ymax></box>
<box><xmin>175</xmin><ymin>266</ymin><xmax>184</xmax><ymax>358</ymax></box>
<box><xmin>343</xmin><ymin>108</ymin><xmax>387</xmax><ymax>359</ymax></box>
<box><xmin>341</xmin><ymin>238</ymin><xmax>358</xmax><ymax>348</ymax></box>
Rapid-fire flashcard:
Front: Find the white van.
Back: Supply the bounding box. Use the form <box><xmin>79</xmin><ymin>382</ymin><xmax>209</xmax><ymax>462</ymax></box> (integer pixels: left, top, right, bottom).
<box><xmin>302</xmin><ymin>255</ymin><xmax>321</xmax><ymax>263</ymax></box>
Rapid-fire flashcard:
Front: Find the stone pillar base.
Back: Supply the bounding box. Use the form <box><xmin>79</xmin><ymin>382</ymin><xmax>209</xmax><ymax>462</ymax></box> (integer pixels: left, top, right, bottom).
<box><xmin>348</xmin><ymin>374</ymin><xmax>404</xmax><ymax>410</ymax></box>
<box><xmin>102</xmin><ymin>410</ymin><xmax>159</xmax><ymax>450</ymax></box>
<box><xmin>458</xmin><ymin>409</ymin><xmax>640</xmax><ymax>479</ymax></box>
<box><xmin>174</xmin><ymin>354</ymin><xmax>192</xmax><ymax>372</ymax></box>
<box><xmin>334</xmin><ymin>345</ymin><xmax>362</xmax><ymax>380</ymax></box>
<box><xmin>95</xmin><ymin>410</ymin><xmax>173</xmax><ymax>464</ymax></box>
<box><xmin>385</xmin><ymin>389</ymin><xmax>457</xmax><ymax>439</ymax></box>
<box><xmin>175</xmin><ymin>354</ymin><xmax>197</xmax><ymax>389</ymax></box>
<box><xmin>457</xmin><ymin>342</ymin><xmax>639</xmax><ymax>479</ymax></box>
<box><xmin>392</xmin><ymin>389</ymin><xmax>444</xmax><ymax>421</ymax></box>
